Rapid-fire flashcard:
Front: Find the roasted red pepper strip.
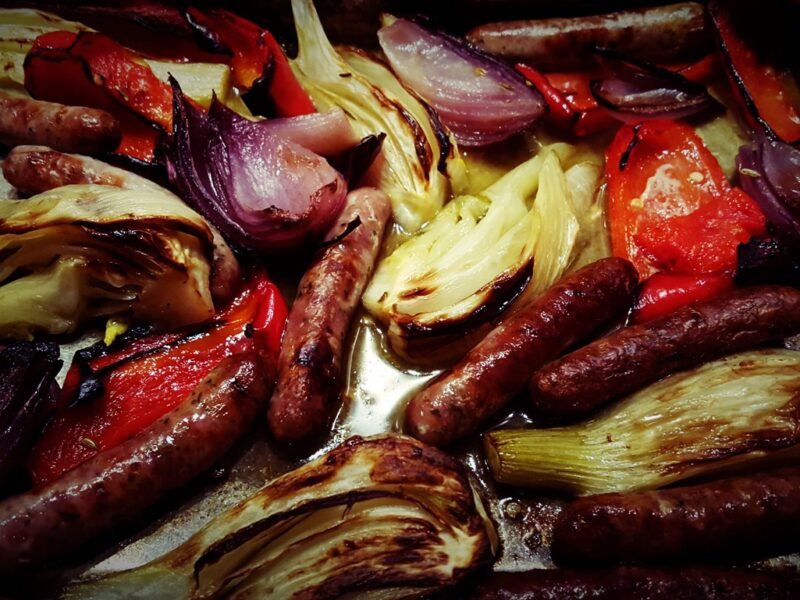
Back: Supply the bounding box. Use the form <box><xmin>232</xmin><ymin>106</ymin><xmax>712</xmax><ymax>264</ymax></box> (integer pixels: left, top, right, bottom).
<box><xmin>29</xmin><ymin>272</ymin><xmax>287</xmax><ymax>486</ymax></box>
<box><xmin>186</xmin><ymin>8</ymin><xmax>315</xmax><ymax>117</ymax></box>
<box><xmin>24</xmin><ymin>31</ymin><xmax>173</xmax><ymax>162</ymax></box>
<box><xmin>516</xmin><ymin>66</ymin><xmax>616</xmax><ymax>136</ymax></box>
<box><xmin>606</xmin><ymin>119</ymin><xmax>765</xmax><ymax>279</ymax></box>
<box><xmin>709</xmin><ymin>1</ymin><xmax>800</xmax><ymax>143</ymax></box>
<box><xmin>632</xmin><ymin>272</ymin><xmax>734</xmax><ymax>324</ymax></box>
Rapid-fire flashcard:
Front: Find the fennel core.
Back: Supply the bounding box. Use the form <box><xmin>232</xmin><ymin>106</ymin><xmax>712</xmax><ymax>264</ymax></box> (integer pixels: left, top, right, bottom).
<box><xmin>485</xmin><ymin>349</ymin><xmax>800</xmax><ymax>496</ymax></box>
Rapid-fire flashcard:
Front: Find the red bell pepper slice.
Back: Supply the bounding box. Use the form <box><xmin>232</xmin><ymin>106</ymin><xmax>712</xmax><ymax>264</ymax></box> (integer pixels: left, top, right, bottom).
<box><xmin>29</xmin><ymin>271</ymin><xmax>287</xmax><ymax>486</ymax></box>
<box><xmin>709</xmin><ymin>1</ymin><xmax>800</xmax><ymax>144</ymax></box>
<box><xmin>606</xmin><ymin>119</ymin><xmax>766</xmax><ymax>279</ymax></box>
<box><xmin>25</xmin><ymin>31</ymin><xmax>173</xmax><ymax>162</ymax></box>
<box><xmin>631</xmin><ymin>272</ymin><xmax>734</xmax><ymax>324</ymax></box>
<box><xmin>515</xmin><ymin>64</ymin><xmax>575</xmax><ymax>130</ymax></box>
<box><xmin>186</xmin><ymin>8</ymin><xmax>315</xmax><ymax>117</ymax></box>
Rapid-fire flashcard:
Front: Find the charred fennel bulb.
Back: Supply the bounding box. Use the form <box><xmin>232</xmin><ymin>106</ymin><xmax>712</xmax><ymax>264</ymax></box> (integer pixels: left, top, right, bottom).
<box><xmin>289</xmin><ymin>0</ymin><xmax>460</xmax><ymax>232</ymax></box>
<box><xmin>0</xmin><ymin>184</ymin><xmax>228</xmax><ymax>338</ymax></box>
<box><xmin>65</xmin><ymin>435</ymin><xmax>495</xmax><ymax>600</ymax></box>
<box><xmin>486</xmin><ymin>349</ymin><xmax>800</xmax><ymax>495</ymax></box>
<box><xmin>363</xmin><ymin>143</ymin><xmax>605</xmax><ymax>357</ymax></box>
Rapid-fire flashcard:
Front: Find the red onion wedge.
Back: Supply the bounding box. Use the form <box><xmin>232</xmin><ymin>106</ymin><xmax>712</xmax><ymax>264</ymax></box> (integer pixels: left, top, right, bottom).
<box><xmin>165</xmin><ymin>79</ymin><xmax>347</xmax><ymax>252</ymax></box>
<box><xmin>737</xmin><ymin>134</ymin><xmax>800</xmax><ymax>248</ymax></box>
<box><xmin>590</xmin><ymin>48</ymin><xmax>721</xmax><ymax>123</ymax></box>
<box><xmin>377</xmin><ymin>15</ymin><xmax>546</xmax><ymax>147</ymax></box>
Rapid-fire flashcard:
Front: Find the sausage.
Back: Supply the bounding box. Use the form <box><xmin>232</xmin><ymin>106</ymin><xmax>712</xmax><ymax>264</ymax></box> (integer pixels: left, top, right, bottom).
<box><xmin>0</xmin><ymin>92</ymin><xmax>120</xmax><ymax>155</ymax></box>
<box><xmin>0</xmin><ymin>352</ymin><xmax>267</xmax><ymax>575</ymax></box>
<box><xmin>466</xmin><ymin>3</ymin><xmax>710</xmax><ymax>71</ymax></box>
<box><xmin>1</xmin><ymin>145</ymin><xmax>165</xmax><ymax>195</ymax></box>
<box><xmin>267</xmin><ymin>187</ymin><xmax>392</xmax><ymax>444</ymax></box>
<box><xmin>468</xmin><ymin>566</ymin><xmax>800</xmax><ymax>600</ymax></box>
<box><xmin>551</xmin><ymin>466</ymin><xmax>800</xmax><ymax>566</ymax></box>
<box><xmin>0</xmin><ymin>145</ymin><xmax>240</xmax><ymax>304</ymax></box>
<box><xmin>405</xmin><ymin>257</ymin><xmax>639</xmax><ymax>447</ymax></box>
<box><xmin>529</xmin><ymin>285</ymin><xmax>800</xmax><ymax>420</ymax></box>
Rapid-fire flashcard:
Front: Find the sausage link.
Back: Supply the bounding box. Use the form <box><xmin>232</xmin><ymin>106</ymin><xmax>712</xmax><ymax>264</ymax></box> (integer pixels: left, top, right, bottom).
<box><xmin>529</xmin><ymin>285</ymin><xmax>800</xmax><ymax>419</ymax></box>
<box><xmin>469</xmin><ymin>566</ymin><xmax>800</xmax><ymax>600</ymax></box>
<box><xmin>466</xmin><ymin>3</ymin><xmax>709</xmax><ymax>71</ymax></box>
<box><xmin>1</xmin><ymin>145</ymin><xmax>164</xmax><ymax>195</ymax></box>
<box><xmin>267</xmin><ymin>187</ymin><xmax>392</xmax><ymax>444</ymax></box>
<box><xmin>0</xmin><ymin>92</ymin><xmax>120</xmax><ymax>155</ymax></box>
<box><xmin>552</xmin><ymin>467</ymin><xmax>800</xmax><ymax>566</ymax></box>
<box><xmin>405</xmin><ymin>257</ymin><xmax>638</xmax><ymax>447</ymax></box>
<box><xmin>0</xmin><ymin>352</ymin><xmax>267</xmax><ymax>575</ymax></box>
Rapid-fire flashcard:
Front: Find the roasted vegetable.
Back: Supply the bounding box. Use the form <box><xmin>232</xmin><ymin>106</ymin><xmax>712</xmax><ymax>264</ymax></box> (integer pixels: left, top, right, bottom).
<box><xmin>377</xmin><ymin>15</ymin><xmax>546</xmax><ymax>147</ymax></box>
<box><xmin>363</xmin><ymin>143</ymin><xmax>605</xmax><ymax>358</ymax></box>
<box><xmin>289</xmin><ymin>0</ymin><xmax>453</xmax><ymax>232</ymax></box>
<box><xmin>29</xmin><ymin>271</ymin><xmax>286</xmax><ymax>486</ymax></box>
<box><xmin>0</xmin><ymin>183</ymin><xmax>232</xmax><ymax>339</ymax></box>
<box><xmin>165</xmin><ymin>81</ymin><xmax>348</xmax><ymax>252</ymax></box>
<box><xmin>65</xmin><ymin>435</ymin><xmax>494</xmax><ymax>600</ymax></box>
<box><xmin>486</xmin><ymin>349</ymin><xmax>800</xmax><ymax>495</ymax></box>
<box><xmin>0</xmin><ymin>342</ymin><xmax>61</xmax><ymax>487</ymax></box>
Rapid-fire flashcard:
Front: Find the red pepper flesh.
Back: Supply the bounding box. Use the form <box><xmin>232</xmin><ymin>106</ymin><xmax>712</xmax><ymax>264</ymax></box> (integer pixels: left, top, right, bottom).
<box><xmin>606</xmin><ymin>119</ymin><xmax>766</xmax><ymax>279</ymax></box>
<box><xmin>25</xmin><ymin>31</ymin><xmax>173</xmax><ymax>162</ymax></box>
<box><xmin>632</xmin><ymin>272</ymin><xmax>734</xmax><ymax>324</ymax></box>
<box><xmin>29</xmin><ymin>272</ymin><xmax>287</xmax><ymax>486</ymax></box>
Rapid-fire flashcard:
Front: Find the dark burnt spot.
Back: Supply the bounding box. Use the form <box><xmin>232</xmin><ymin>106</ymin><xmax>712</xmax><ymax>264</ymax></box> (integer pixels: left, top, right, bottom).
<box><xmin>398</xmin><ymin>286</ymin><xmax>434</xmax><ymax>299</ymax></box>
<box><xmin>381</xmin><ymin>551</ymin><xmax>425</xmax><ymax>565</ymax></box>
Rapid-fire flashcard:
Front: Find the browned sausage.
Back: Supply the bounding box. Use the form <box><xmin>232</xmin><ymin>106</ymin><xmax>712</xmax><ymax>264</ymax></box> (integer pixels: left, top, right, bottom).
<box><xmin>405</xmin><ymin>258</ymin><xmax>639</xmax><ymax>447</ymax></box>
<box><xmin>466</xmin><ymin>3</ymin><xmax>710</xmax><ymax>71</ymax></box>
<box><xmin>551</xmin><ymin>466</ymin><xmax>800</xmax><ymax>566</ymax></box>
<box><xmin>267</xmin><ymin>187</ymin><xmax>392</xmax><ymax>444</ymax></box>
<box><xmin>529</xmin><ymin>285</ymin><xmax>800</xmax><ymax>420</ymax></box>
<box><xmin>0</xmin><ymin>92</ymin><xmax>120</xmax><ymax>155</ymax></box>
<box><xmin>1</xmin><ymin>145</ymin><xmax>157</xmax><ymax>195</ymax></box>
<box><xmin>0</xmin><ymin>352</ymin><xmax>267</xmax><ymax>575</ymax></box>
<box><xmin>469</xmin><ymin>566</ymin><xmax>800</xmax><ymax>600</ymax></box>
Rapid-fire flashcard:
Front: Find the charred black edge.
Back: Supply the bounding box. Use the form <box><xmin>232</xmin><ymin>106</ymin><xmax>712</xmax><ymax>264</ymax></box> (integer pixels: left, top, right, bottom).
<box><xmin>588</xmin><ymin>46</ymin><xmax>723</xmax><ymax>120</ymax></box>
<box><xmin>422</xmin><ymin>99</ymin><xmax>454</xmax><ymax>174</ymax></box>
<box><xmin>240</xmin><ymin>53</ymin><xmax>278</xmax><ymax>117</ymax></box>
<box><xmin>393</xmin><ymin>259</ymin><xmax>533</xmax><ymax>339</ymax></box>
<box><xmin>328</xmin><ymin>133</ymin><xmax>385</xmax><ymax>185</ymax></box>
<box><xmin>180</xmin><ymin>6</ymin><xmax>233</xmax><ymax>56</ymax></box>
<box><xmin>708</xmin><ymin>1</ymin><xmax>800</xmax><ymax>145</ymax></box>
<box><xmin>316</xmin><ymin>216</ymin><xmax>362</xmax><ymax>252</ymax></box>
<box><xmin>618</xmin><ymin>123</ymin><xmax>642</xmax><ymax>171</ymax></box>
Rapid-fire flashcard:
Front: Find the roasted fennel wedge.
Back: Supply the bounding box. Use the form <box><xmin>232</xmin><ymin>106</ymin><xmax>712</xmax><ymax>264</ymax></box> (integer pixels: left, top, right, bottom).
<box><xmin>363</xmin><ymin>143</ymin><xmax>606</xmax><ymax>360</ymax></box>
<box><xmin>0</xmin><ymin>184</ymin><xmax>228</xmax><ymax>339</ymax></box>
<box><xmin>66</xmin><ymin>435</ymin><xmax>494</xmax><ymax>600</ymax></box>
<box><xmin>289</xmin><ymin>0</ymin><xmax>456</xmax><ymax>232</ymax></box>
<box><xmin>486</xmin><ymin>349</ymin><xmax>800</xmax><ymax>495</ymax></box>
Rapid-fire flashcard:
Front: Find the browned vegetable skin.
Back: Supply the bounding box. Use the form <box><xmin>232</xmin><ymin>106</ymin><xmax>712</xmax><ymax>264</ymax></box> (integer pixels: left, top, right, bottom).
<box><xmin>0</xmin><ymin>353</ymin><xmax>268</xmax><ymax>576</ymax></box>
<box><xmin>529</xmin><ymin>285</ymin><xmax>800</xmax><ymax>420</ymax></box>
<box><xmin>468</xmin><ymin>566</ymin><xmax>800</xmax><ymax>599</ymax></box>
<box><xmin>0</xmin><ymin>91</ymin><xmax>120</xmax><ymax>154</ymax></box>
<box><xmin>552</xmin><ymin>466</ymin><xmax>800</xmax><ymax>566</ymax></box>
<box><xmin>0</xmin><ymin>145</ymin><xmax>240</xmax><ymax>305</ymax></box>
<box><xmin>466</xmin><ymin>2</ymin><xmax>709</xmax><ymax>71</ymax></box>
<box><xmin>268</xmin><ymin>187</ymin><xmax>391</xmax><ymax>444</ymax></box>
<box><xmin>405</xmin><ymin>257</ymin><xmax>638</xmax><ymax>447</ymax></box>
<box><xmin>65</xmin><ymin>435</ymin><xmax>494</xmax><ymax>600</ymax></box>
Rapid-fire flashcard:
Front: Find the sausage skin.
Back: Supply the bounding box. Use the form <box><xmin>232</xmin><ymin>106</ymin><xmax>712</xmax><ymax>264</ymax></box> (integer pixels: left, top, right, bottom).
<box><xmin>529</xmin><ymin>285</ymin><xmax>800</xmax><ymax>419</ymax></box>
<box><xmin>1</xmin><ymin>145</ymin><xmax>165</xmax><ymax>195</ymax></box>
<box><xmin>267</xmin><ymin>187</ymin><xmax>392</xmax><ymax>444</ymax></box>
<box><xmin>0</xmin><ymin>353</ymin><xmax>267</xmax><ymax>575</ymax></box>
<box><xmin>469</xmin><ymin>566</ymin><xmax>800</xmax><ymax>600</ymax></box>
<box><xmin>466</xmin><ymin>2</ymin><xmax>709</xmax><ymax>71</ymax></box>
<box><xmin>552</xmin><ymin>467</ymin><xmax>800</xmax><ymax>566</ymax></box>
<box><xmin>0</xmin><ymin>92</ymin><xmax>120</xmax><ymax>155</ymax></box>
<box><xmin>405</xmin><ymin>257</ymin><xmax>639</xmax><ymax>447</ymax></box>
